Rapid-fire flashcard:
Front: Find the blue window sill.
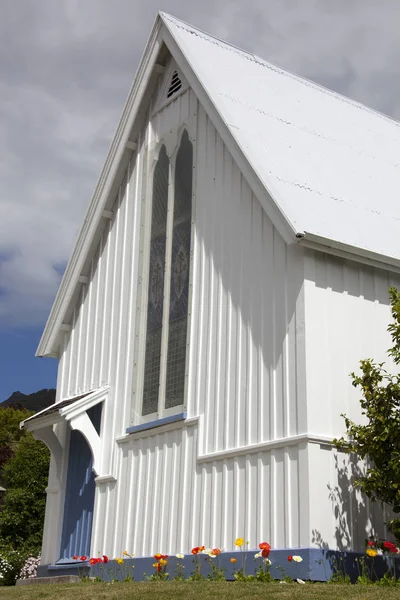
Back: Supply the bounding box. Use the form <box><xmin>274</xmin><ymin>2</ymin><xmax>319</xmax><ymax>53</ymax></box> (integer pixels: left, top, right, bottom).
<box><xmin>126</xmin><ymin>412</ymin><xmax>187</xmax><ymax>435</ymax></box>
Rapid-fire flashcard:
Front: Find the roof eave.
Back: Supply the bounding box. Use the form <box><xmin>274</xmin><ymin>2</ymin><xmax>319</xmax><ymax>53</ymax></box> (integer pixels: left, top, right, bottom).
<box><xmin>299</xmin><ymin>232</ymin><xmax>400</xmax><ymax>274</ymax></box>
<box><xmin>36</xmin><ymin>14</ymin><xmax>165</xmax><ymax>358</ymax></box>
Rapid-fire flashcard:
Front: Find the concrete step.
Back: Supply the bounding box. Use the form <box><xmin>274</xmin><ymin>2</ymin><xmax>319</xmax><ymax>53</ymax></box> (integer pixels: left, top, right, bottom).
<box><xmin>16</xmin><ymin>575</ymin><xmax>86</xmax><ymax>585</ymax></box>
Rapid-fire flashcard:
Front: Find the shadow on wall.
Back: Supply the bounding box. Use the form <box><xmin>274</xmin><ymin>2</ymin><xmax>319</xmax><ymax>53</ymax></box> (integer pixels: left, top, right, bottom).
<box><xmin>310</xmin><ymin>250</ymin><xmax>400</xmax><ymax>305</ymax></box>
<box><xmin>327</xmin><ymin>453</ymin><xmax>388</xmax><ymax>552</ymax></box>
<box><xmin>310</xmin><ymin>452</ymin><xmax>396</xmax><ymax>581</ymax></box>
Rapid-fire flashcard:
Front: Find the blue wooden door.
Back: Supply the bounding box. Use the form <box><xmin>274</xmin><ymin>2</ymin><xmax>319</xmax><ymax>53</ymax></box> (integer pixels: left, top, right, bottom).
<box><xmin>59</xmin><ymin>405</ymin><xmax>102</xmax><ymax>560</ymax></box>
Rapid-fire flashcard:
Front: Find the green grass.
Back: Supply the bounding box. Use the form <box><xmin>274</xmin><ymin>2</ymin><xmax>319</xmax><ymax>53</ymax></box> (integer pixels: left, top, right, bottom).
<box><xmin>0</xmin><ymin>582</ymin><xmax>399</xmax><ymax>600</ymax></box>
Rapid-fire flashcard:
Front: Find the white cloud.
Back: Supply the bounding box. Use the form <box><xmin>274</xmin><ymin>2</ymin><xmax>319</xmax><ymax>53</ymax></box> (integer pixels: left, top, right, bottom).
<box><xmin>0</xmin><ymin>0</ymin><xmax>399</xmax><ymax>328</ymax></box>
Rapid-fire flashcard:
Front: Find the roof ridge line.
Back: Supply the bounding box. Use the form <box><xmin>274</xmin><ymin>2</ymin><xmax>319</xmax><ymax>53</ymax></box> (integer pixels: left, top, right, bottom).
<box><xmin>161</xmin><ymin>12</ymin><xmax>400</xmax><ymax>129</ymax></box>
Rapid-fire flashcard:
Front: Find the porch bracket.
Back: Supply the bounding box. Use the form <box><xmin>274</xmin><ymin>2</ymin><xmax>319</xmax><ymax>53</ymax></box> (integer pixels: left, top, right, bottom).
<box><xmin>32</xmin><ymin>426</ymin><xmax>63</xmax><ymax>481</ymax></box>
<box><xmin>67</xmin><ymin>412</ymin><xmax>101</xmax><ymax>475</ymax></box>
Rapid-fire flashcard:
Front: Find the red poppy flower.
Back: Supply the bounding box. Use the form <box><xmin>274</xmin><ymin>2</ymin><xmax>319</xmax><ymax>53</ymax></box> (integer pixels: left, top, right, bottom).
<box><xmin>259</xmin><ymin>542</ymin><xmax>271</xmax><ymax>551</ymax></box>
<box><xmin>89</xmin><ymin>558</ymin><xmax>97</xmax><ymax>565</ymax></box>
<box><xmin>390</xmin><ymin>547</ymin><xmax>398</xmax><ymax>554</ymax></box>
<box><xmin>161</xmin><ymin>554</ymin><xmax>168</xmax><ymax>559</ymax></box>
<box><xmin>103</xmin><ymin>555</ymin><xmax>109</xmax><ymax>563</ymax></box>
<box><xmin>72</xmin><ymin>556</ymin><xmax>79</xmax><ymax>560</ymax></box>
<box><xmin>191</xmin><ymin>547</ymin><xmax>200</xmax><ymax>555</ymax></box>
<box><xmin>212</xmin><ymin>548</ymin><xmax>221</xmax><ymax>556</ymax></box>
<box><xmin>96</xmin><ymin>558</ymin><xmax>103</xmax><ymax>563</ymax></box>
<box><xmin>383</xmin><ymin>541</ymin><xmax>395</xmax><ymax>550</ymax></box>
<box><xmin>154</xmin><ymin>553</ymin><xmax>163</xmax><ymax>560</ymax></box>
<box><xmin>262</xmin><ymin>548</ymin><xmax>270</xmax><ymax>558</ymax></box>
<box><xmin>288</xmin><ymin>555</ymin><xmax>293</xmax><ymax>562</ymax></box>
<box><xmin>80</xmin><ymin>556</ymin><xmax>87</xmax><ymax>561</ymax></box>
<box><xmin>367</xmin><ymin>541</ymin><xmax>375</xmax><ymax>547</ymax></box>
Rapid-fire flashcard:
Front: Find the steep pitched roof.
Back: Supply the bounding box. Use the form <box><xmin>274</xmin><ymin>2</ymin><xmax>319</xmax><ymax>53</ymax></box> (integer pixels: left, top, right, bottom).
<box><xmin>37</xmin><ymin>12</ymin><xmax>400</xmax><ymax>357</ymax></box>
<box><xmin>162</xmin><ymin>13</ymin><xmax>400</xmax><ymax>262</ymax></box>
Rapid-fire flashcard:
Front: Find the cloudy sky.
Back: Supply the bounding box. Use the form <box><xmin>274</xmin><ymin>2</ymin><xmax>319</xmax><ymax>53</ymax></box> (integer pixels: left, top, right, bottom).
<box><xmin>1</xmin><ymin>0</ymin><xmax>400</xmax><ymax>401</ymax></box>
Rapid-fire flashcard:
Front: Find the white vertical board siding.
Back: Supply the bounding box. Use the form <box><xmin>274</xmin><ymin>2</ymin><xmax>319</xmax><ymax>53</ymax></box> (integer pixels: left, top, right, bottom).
<box><xmin>307</xmin><ymin>443</ymin><xmax>389</xmax><ymax>550</ymax></box>
<box><xmin>54</xmin><ymin>88</ymin><xmax>310</xmax><ymax>558</ymax></box>
<box><xmin>304</xmin><ymin>249</ymin><xmax>400</xmax><ymax>435</ymax></box>
<box><xmin>58</xmin><ymin>143</ymin><xmax>144</xmax><ymax>486</ymax></box>
<box><xmin>191</xmin><ymin>104</ymin><xmax>306</xmax><ymax>451</ymax></box>
<box><xmin>58</xmin><ymin>88</ymin><xmax>196</xmax><ymax>412</ymax></box>
<box><xmin>96</xmin><ymin>431</ymin><xmax>307</xmax><ymax>557</ymax></box>
<box><xmin>304</xmin><ymin>249</ymin><xmax>400</xmax><ymax>549</ymax></box>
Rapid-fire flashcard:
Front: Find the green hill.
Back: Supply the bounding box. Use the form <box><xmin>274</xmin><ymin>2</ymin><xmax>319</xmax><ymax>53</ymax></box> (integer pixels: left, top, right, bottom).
<box><xmin>1</xmin><ymin>389</ymin><xmax>56</xmax><ymax>413</ymax></box>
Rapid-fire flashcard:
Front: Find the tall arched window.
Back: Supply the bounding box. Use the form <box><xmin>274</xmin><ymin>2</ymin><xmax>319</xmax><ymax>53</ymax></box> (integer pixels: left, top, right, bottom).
<box><xmin>166</xmin><ymin>131</ymin><xmax>193</xmax><ymax>408</ymax></box>
<box><xmin>140</xmin><ymin>131</ymin><xmax>193</xmax><ymax>419</ymax></box>
<box><xmin>142</xmin><ymin>145</ymin><xmax>169</xmax><ymax>416</ymax></box>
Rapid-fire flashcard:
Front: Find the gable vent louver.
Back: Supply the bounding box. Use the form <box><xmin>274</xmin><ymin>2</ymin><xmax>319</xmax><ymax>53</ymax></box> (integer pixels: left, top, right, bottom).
<box><xmin>167</xmin><ymin>70</ymin><xmax>182</xmax><ymax>98</ymax></box>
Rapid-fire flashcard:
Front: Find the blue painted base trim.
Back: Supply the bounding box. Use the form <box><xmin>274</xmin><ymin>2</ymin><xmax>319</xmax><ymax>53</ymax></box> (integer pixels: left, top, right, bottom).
<box><xmin>54</xmin><ymin>559</ymin><xmax>86</xmax><ymax>567</ymax></box>
<box><xmin>49</xmin><ymin>562</ymin><xmax>88</xmax><ymax>571</ymax></box>
<box><xmin>37</xmin><ymin>548</ymin><xmax>400</xmax><ymax>582</ymax></box>
<box><xmin>126</xmin><ymin>412</ymin><xmax>187</xmax><ymax>435</ymax></box>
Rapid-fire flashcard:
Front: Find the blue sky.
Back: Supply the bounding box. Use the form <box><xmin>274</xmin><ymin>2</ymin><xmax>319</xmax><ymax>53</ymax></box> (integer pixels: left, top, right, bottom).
<box><xmin>0</xmin><ymin>327</ymin><xmax>57</xmax><ymax>402</ymax></box>
<box><xmin>1</xmin><ymin>1</ymin><xmax>399</xmax><ymax>405</ymax></box>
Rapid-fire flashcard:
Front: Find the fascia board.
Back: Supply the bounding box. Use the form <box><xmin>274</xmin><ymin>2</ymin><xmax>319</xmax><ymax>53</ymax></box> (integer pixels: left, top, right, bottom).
<box><xmin>160</xmin><ymin>20</ymin><xmax>297</xmax><ymax>247</ymax></box>
<box><xmin>60</xmin><ymin>386</ymin><xmax>109</xmax><ymax>421</ymax></box>
<box><xmin>21</xmin><ymin>395</ymin><xmax>73</xmax><ymax>427</ymax></box>
<box><xmin>36</xmin><ymin>16</ymin><xmax>164</xmax><ymax>358</ymax></box>
<box><xmin>24</xmin><ymin>413</ymin><xmax>63</xmax><ymax>433</ymax></box>
<box><xmin>300</xmin><ymin>232</ymin><xmax>400</xmax><ymax>274</ymax></box>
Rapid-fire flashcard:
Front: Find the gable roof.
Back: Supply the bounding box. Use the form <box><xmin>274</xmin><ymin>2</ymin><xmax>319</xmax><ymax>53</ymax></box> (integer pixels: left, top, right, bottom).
<box><xmin>37</xmin><ymin>12</ymin><xmax>400</xmax><ymax>357</ymax></box>
<box><xmin>161</xmin><ymin>13</ymin><xmax>400</xmax><ymax>261</ymax></box>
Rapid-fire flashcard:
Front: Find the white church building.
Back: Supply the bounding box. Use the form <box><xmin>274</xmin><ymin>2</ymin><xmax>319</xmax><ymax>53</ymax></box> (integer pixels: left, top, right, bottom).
<box><xmin>24</xmin><ymin>12</ymin><xmax>400</xmax><ymax>580</ymax></box>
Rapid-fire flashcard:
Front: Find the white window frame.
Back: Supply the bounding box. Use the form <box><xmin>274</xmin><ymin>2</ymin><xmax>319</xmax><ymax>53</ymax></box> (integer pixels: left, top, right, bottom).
<box><xmin>131</xmin><ymin>125</ymin><xmax>195</xmax><ymax>426</ymax></box>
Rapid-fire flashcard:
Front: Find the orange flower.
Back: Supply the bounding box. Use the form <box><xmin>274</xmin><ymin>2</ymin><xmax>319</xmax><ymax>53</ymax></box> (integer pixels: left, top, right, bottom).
<box><xmin>89</xmin><ymin>558</ymin><xmax>97</xmax><ymax>565</ymax></box>
<box><xmin>211</xmin><ymin>548</ymin><xmax>221</xmax><ymax>556</ymax></box>
<box><xmin>199</xmin><ymin>546</ymin><xmax>205</xmax><ymax>552</ymax></box>
<box><xmin>72</xmin><ymin>556</ymin><xmax>78</xmax><ymax>560</ymax></box>
<box><xmin>191</xmin><ymin>547</ymin><xmax>200</xmax><ymax>555</ymax></box>
<box><xmin>154</xmin><ymin>553</ymin><xmax>163</xmax><ymax>560</ymax></box>
<box><xmin>230</xmin><ymin>557</ymin><xmax>237</xmax><ymax>563</ymax></box>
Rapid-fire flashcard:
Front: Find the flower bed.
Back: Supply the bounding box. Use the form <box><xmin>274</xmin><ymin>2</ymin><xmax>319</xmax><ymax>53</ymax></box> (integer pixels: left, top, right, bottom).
<box><xmin>53</xmin><ymin>537</ymin><xmax>400</xmax><ymax>585</ymax></box>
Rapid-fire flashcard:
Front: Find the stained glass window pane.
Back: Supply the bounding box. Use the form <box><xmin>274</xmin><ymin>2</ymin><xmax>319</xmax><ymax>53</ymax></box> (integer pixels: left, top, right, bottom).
<box><xmin>142</xmin><ymin>146</ymin><xmax>169</xmax><ymax>416</ymax></box>
<box><xmin>165</xmin><ymin>131</ymin><xmax>193</xmax><ymax>408</ymax></box>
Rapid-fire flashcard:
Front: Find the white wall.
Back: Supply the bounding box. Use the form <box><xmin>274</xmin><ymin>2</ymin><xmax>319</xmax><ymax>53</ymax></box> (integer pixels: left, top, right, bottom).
<box><xmin>304</xmin><ymin>249</ymin><xmax>400</xmax><ymax>549</ymax></box>
<box><xmin>93</xmin><ymin>426</ymin><xmax>309</xmax><ymax>558</ymax></box>
<box><xmin>49</xmin><ymin>78</ymin><xmax>400</xmax><ymax>560</ymax></box>
<box><xmin>189</xmin><ymin>104</ymin><xmax>307</xmax><ymax>450</ymax></box>
<box><xmin>93</xmin><ymin>97</ymin><xmax>310</xmax><ymax>557</ymax></box>
<box><xmin>304</xmin><ymin>249</ymin><xmax>400</xmax><ymax>434</ymax></box>
<box><xmin>48</xmin><ymin>84</ymin><xmax>311</xmax><ymax>560</ymax></box>
<box><xmin>47</xmin><ymin>81</ymin><xmax>400</xmax><ymax>560</ymax></box>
